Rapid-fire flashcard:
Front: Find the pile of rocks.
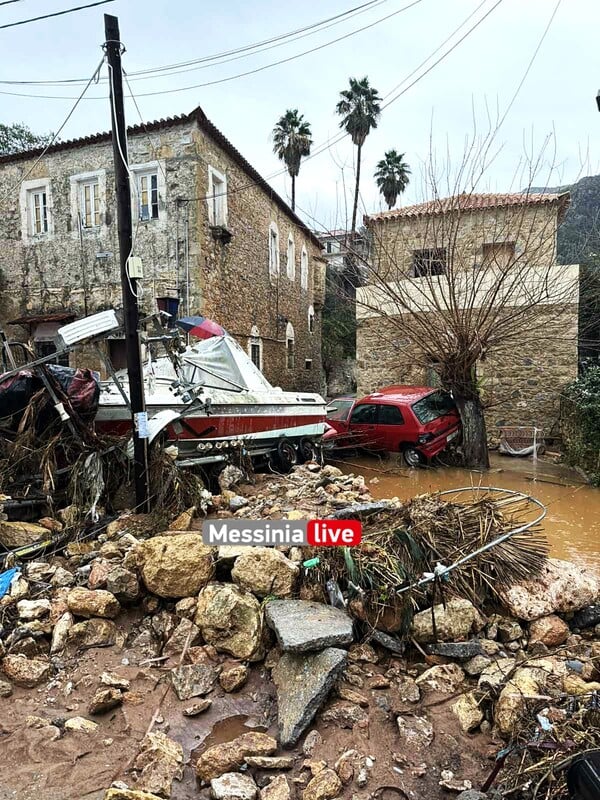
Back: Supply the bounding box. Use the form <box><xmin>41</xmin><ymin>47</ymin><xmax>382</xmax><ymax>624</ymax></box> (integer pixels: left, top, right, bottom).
<box><xmin>0</xmin><ymin>463</ymin><xmax>599</xmax><ymax>800</ymax></box>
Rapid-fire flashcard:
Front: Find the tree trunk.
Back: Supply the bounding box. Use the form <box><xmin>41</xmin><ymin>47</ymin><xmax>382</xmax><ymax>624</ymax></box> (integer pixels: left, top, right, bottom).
<box><xmin>351</xmin><ymin>142</ymin><xmax>362</xmax><ymax>236</ymax></box>
<box><xmin>453</xmin><ymin>392</ymin><xmax>490</xmax><ymax>470</ymax></box>
<box><xmin>291</xmin><ymin>175</ymin><xmax>295</xmax><ymax>212</ymax></box>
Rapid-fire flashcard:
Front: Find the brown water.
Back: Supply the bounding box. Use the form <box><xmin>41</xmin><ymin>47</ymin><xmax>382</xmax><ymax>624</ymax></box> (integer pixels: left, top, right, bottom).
<box><xmin>337</xmin><ymin>452</ymin><xmax>600</xmax><ymax>570</ymax></box>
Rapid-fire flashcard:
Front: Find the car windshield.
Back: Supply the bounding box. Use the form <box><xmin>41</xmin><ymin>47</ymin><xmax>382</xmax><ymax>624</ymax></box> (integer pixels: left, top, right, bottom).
<box><xmin>411</xmin><ymin>391</ymin><xmax>456</xmax><ymax>424</ymax></box>
<box><xmin>326</xmin><ymin>399</ymin><xmax>354</xmax><ymax>421</ymax></box>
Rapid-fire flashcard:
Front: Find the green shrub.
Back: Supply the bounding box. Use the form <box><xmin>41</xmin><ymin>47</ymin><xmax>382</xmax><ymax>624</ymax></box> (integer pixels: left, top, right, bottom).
<box><xmin>562</xmin><ymin>367</ymin><xmax>600</xmax><ymax>485</ymax></box>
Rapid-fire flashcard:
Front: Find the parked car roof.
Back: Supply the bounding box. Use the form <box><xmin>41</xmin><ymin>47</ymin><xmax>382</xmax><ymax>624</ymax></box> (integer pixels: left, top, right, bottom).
<box><xmin>360</xmin><ymin>385</ymin><xmax>437</xmax><ymax>403</ymax></box>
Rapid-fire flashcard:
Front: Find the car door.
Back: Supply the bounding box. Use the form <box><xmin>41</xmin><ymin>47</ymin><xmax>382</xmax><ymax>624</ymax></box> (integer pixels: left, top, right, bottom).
<box><xmin>375</xmin><ymin>403</ymin><xmax>407</xmax><ymax>450</ymax></box>
<box><xmin>347</xmin><ymin>403</ymin><xmax>382</xmax><ymax>449</ymax></box>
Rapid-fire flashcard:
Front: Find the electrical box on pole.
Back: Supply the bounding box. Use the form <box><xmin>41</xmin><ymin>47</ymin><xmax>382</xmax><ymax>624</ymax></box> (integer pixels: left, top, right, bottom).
<box><xmin>104</xmin><ymin>13</ymin><xmax>150</xmax><ymax>512</ymax></box>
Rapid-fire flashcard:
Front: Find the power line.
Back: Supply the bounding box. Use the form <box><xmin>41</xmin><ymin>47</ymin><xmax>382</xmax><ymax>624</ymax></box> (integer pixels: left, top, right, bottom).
<box><xmin>0</xmin><ymin>0</ymin><xmax>115</xmax><ymax>30</ymax></box>
<box><xmin>0</xmin><ymin>0</ymin><xmax>386</xmax><ymax>85</ymax></box>
<box><xmin>0</xmin><ymin>0</ymin><xmax>424</xmax><ymax>99</ymax></box>
<box><xmin>0</xmin><ymin>0</ymin><xmax>28</xmax><ymax>6</ymax></box>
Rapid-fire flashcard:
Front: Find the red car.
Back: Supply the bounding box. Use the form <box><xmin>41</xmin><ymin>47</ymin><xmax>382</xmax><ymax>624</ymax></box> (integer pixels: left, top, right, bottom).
<box><xmin>323</xmin><ymin>386</ymin><xmax>461</xmax><ymax>467</ymax></box>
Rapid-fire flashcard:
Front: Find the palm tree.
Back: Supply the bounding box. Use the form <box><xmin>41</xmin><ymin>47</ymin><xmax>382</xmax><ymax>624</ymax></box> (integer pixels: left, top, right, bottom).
<box><xmin>375</xmin><ymin>150</ymin><xmax>411</xmax><ymax>209</ymax></box>
<box><xmin>272</xmin><ymin>109</ymin><xmax>312</xmax><ymax>212</ymax></box>
<box><xmin>336</xmin><ymin>76</ymin><xmax>382</xmax><ymax>236</ymax></box>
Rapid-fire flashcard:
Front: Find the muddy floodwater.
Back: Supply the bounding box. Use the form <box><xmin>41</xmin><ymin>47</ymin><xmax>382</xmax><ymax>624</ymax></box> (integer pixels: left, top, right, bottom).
<box><xmin>337</xmin><ymin>451</ymin><xmax>600</xmax><ymax>570</ymax></box>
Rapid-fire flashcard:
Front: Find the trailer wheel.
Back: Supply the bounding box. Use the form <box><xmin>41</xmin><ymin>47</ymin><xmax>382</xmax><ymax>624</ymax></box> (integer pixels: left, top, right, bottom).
<box><xmin>298</xmin><ymin>437</ymin><xmax>322</xmax><ymax>465</ymax></box>
<box><xmin>277</xmin><ymin>439</ymin><xmax>298</xmax><ymax>473</ymax></box>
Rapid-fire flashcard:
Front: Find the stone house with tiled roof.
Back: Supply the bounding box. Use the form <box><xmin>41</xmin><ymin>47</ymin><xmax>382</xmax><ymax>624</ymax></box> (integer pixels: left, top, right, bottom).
<box><xmin>357</xmin><ymin>192</ymin><xmax>579</xmax><ymax>436</ymax></box>
<box><xmin>0</xmin><ymin>106</ymin><xmax>325</xmax><ymax>391</ymax></box>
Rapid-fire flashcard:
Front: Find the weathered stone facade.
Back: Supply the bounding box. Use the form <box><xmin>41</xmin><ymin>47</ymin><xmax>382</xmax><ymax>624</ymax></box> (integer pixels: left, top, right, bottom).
<box><xmin>0</xmin><ymin>107</ymin><xmax>325</xmax><ymax>392</ymax></box>
<box><xmin>357</xmin><ymin>194</ymin><xmax>579</xmax><ymax>435</ymax></box>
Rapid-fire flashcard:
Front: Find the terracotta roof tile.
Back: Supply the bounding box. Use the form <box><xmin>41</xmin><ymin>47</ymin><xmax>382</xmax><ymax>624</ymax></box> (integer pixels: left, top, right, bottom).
<box><xmin>365</xmin><ymin>192</ymin><xmax>570</xmax><ymax>223</ymax></box>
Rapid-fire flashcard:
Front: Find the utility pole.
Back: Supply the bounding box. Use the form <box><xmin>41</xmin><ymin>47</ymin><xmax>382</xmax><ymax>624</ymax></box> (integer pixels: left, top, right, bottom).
<box><xmin>104</xmin><ymin>13</ymin><xmax>150</xmax><ymax>511</ymax></box>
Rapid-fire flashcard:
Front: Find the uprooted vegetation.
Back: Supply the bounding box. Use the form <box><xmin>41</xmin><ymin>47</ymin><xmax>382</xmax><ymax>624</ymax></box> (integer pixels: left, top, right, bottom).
<box><xmin>0</xmin><ymin>463</ymin><xmax>599</xmax><ymax>800</ymax></box>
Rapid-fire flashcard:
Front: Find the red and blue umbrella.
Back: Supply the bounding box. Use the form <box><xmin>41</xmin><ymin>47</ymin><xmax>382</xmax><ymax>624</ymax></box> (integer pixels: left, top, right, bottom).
<box><xmin>175</xmin><ymin>316</ymin><xmax>227</xmax><ymax>340</ymax></box>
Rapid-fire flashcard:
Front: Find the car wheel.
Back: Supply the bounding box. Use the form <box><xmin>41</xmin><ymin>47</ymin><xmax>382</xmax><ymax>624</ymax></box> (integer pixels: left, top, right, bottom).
<box><xmin>402</xmin><ymin>446</ymin><xmax>423</xmax><ymax>468</ymax></box>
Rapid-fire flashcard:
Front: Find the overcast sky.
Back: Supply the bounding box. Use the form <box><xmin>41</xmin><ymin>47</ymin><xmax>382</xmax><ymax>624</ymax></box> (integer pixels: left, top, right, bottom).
<box><xmin>1</xmin><ymin>0</ymin><xmax>598</xmax><ymax>232</ymax></box>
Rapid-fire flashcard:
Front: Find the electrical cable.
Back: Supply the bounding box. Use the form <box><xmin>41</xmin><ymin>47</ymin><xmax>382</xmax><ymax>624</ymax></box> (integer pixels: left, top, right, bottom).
<box><xmin>0</xmin><ymin>0</ymin><xmax>386</xmax><ymax>85</ymax></box>
<box><xmin>0</xmin><ymin>57</ymin><xmax>105</xmax><ymax>203</ymax></box>
<box><xmin>0</xmin><ymin>0</ymin><xmax>424</xmax><ymax>99</ymax></box>
<box><xmin>0</xmin><ymin>0</ymin><xmax>115</xmax><ymax>30</ymax></box>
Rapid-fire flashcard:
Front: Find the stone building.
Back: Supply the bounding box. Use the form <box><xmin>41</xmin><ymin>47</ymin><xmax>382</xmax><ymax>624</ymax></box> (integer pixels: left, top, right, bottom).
<box><xmin>0</xmin><ymin>106</ymin><xmax>325</xmax><ymax>392</ymax></box>
<box><xmin>356</xmin><ymin>193</ymin><xmax>579</xmax><ymax>435</ymax></box>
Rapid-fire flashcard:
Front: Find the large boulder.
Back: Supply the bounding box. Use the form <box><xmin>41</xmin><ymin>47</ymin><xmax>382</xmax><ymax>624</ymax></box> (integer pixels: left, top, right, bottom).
<box><xmin>132</xmin><ymin>731</ymin><xmax>184</xmax><ymax>798</ymax></box>
<box><xmin>411</xmin><ymin>599</ymin><xmax>486</xmax><ymax>643</ymax></box>
<box><xmin>195</xmin><ymin>732</ymin><xmax>277</xmax><ymax>782</ymax></box>
<box><xmin>0</xmin><ymin>521</ymin><xmax>48</xmax><ymax>549</ymax></box>
<box><xmin>495</xmin><ymin>668</ymin><xmax>543</xmax><ymax>737</ymax></box>
<box><xmin>231</xmin><ymin>548</ymin><xmax>299</xmax><ymax>598</ymax></box>
<box><xmin>302</xmin><ymin>769</ymin><xmax>342</xmax><ymax>800</ymax></box>
<box><xmin>138</xmin><ymin>533</ymin><xmax>215</xmax><ymax>598</ymax></box>
<box><xmin>2</xmin><ymin>654</ymin><xmax>50</xmax><ymax>687</ymax></box>
<box><xmin>195</xmin><ymin>583</ymin><xmax>263</xmax><ymax>660</ymax></box>
<box><xmin>272</xmin><ymin>648</ymin><xmax>347</xmax><ymax>747</ymax></box>
<box><xmin>69</xmin><ymin>618</ymin><xmax>117</xmax><ymax>649</ymax></box>
<box><xmin>67</xmin><ymin>587</ymin><xmax>120</xmax><ymax>619</ymax></box>
<box><xmin>528</xmin><ymin>615</ymin><xmax>569</xmax><ymax>647</ymax></box>
<box><xmin>265</xmin><ymin>600</ymin><xmax>353</xmax><ymax>652</ymax></box>
<box><xmin>498</xmin><ymin>559</ymin><xmax>600</xmax><ymax>621</ymax></box>
<box><xmin>451</xmin><ymin>692</ymin><xmax>484</xmax><ymax>732</ymax></box>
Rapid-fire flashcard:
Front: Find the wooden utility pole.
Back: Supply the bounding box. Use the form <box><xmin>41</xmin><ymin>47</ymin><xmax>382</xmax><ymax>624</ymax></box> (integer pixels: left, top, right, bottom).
<box><xmin>104</xmin><ymin>13</ymin><xmax>149</xmax><ymax>511</ymax></box>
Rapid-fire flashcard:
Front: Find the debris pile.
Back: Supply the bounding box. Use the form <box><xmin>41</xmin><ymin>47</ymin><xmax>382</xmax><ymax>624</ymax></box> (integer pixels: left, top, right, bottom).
<box><xmin>0</xmin><ymin>462</ymin><xmax>598</xmax><ymax>800</ymax></box>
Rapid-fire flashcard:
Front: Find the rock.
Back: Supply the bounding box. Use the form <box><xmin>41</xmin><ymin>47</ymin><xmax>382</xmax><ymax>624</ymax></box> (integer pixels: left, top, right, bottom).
<box><xmin>231</xmin><ymin>548</ymin><xmax>299</xmax><ymax>598</ymax></box>
<box><xmin>478</xmin><ymin>658</ymin><xmax>516</xmax><ymax>691</ymax></box>
<box><xmin>69</xmin><ymin>618</ymin><xmax>117</xmax><ymax>649</ymax></box>
<box><xmin>51</xmin><ymin>611</ymin><xmax>74</xmax><ymax>654</ymax></box>
<box><xmin>452</xmin><ymin>692</ymin><xmax>483</xmax><ymax>732</ymax></box>
<box><xmin>302</xmin><ymin>769</ymin><xmax>341</xmax><ymax>800</ymax></box>
<box><xmin>427</xmin><ymin>641</ymin><xmax>485</xmax><ymax>660</ymax></box>
<box><xmin>0</xmin><ymin>678</ymin><xmax>13</xmax><ymax>697</ymax></box>
<box><xmin>170</xmin><ymin>507</ymin><xmax>196</xmax><ymax>531</ymax></box>
<box><xmin>175</xmin><ymin>597</ymin><xmax>197</xmax><ymax>619</ymax></box>
<box><xmin>195</xmin><ymin>584</ymin><xmax>263</xmax><ymax>661</ymax></box>
<box><xmin>217</xmin><ymin>545</ymin><xmax>249</xmax><ymax>565</ymax></box>
<box><xmin>211</xmin><ymin>772</ymin><xmax>258</xmax><ymax>800</ymax></box>
<box><xmin>411</xmin><ymin>599</ymin><xmax>485</xmax><ymax>643</ymax></box>
<box><xmin>195</xmin><ymin>732</ymin><xmax>278</xmax><ymax>782</ymax></box>
<box><xmin>369</xmin><ymin>629</ymin><xmax>405</xmax><ymax>655</ymax></box>
<box><xmin>183</xmin><ymin>699</ymin><xmax>212</xmax><ymax>716</ymax></box>
<box><xmin>320</xmin><ymin>701</ymin><xmax>368</xmax><ymax>728</ymax></box>
<box><xmin>302</xmin><ymin>730</ymin><xmax>322</xmax><ymax>757</ymax></box>
<box><xmin>456</xmin><ymin>792</ymin><xmax>488</xmax><ymax>800</ymax></box>
<box><xmin>498</xmin><ymin>559</ymin><xmax>600</xmax><ymax>621</ymax></box>
<box><xmin>495</xmin><ymin>667</ymin><xmax>542</xmax><ymax>737</ymax></box>
<box><xmin>272</xmin><ymin>647</ymin><xmax>347</xmax><ymax>747</ymax></box>
<box><xmin>89</xmin><ymin>559</ymin><xmax>111</xmax><ymax>589</ymax></box>
<box><xmin>220</xmin><ymin>664</ymin><xmax>249</xmax><ymax>692</ymax></box>
<box><xmin>396</xmin><ymin>714</ymin><xmax>434</xmax><ymax>748</ymax></box>
<box><xmin>104</xmin><ymin>791</ymin><xmax>163</xmax><ymax>800</ymax></box>
<box><xmin>395</xmin><ymin>675</ymin><xmax>420</xmax><ymax>703</ymax></box>
<box><xmin>163</xmin><ymin>618</ymin><xmax>202</xmax><ymax>656</ymax></box>
<box><xmin>464</xmin><ymin>655</ymin><xmax>492</xmax><ymax>677</ymax></box>
<box><xmin>494</xmin><ymin>617</ymin><xmax>524</xmax><ymax>643</ymax></box>
<box><xmin>529</xmin><ymin>615</ymin><xmax>570</xmax><ymax>646</ymax></box>
<box><xmin>65</xmin><ymin>716</ymin><xmax>99</xmax><ymax>733</ymax></box>
<box><xmin>0</xmin><ymin>520</ymin><xmax>48</xmax><ymax>548</ymax></box>
<box><xmin>101</xmin><ymin>672</ymin><xmax>130</xmax><ymax>690</ymax></box>
<box><xmin>218</xmin><ymin>465</ymin><xmax>246</xmax><ymax>491</ymax></box>
<box><xmin>138</xmin><ymin>533</ymin><xmax>215</xmax><ymax>598</ymax></box>
<box><xmin>133</xmin><ymin>731</ymin><xmax>184</xmax><ymax>798</ymax></box>
<box><xmin>338</xmin><ymin>685</ymin><xmax>369</xmax><ymax>707</ymax></box>
<box><xmin>265</xmin><ymin>600</ymin><xmax>353</xmax><ymax>653</ymax></box>
<box><xmin>245</xmin><ymin>757</ymin><xmax>295</xmax><ymax>769</ymax></box>
<box><xmin>348</xmin><ymin>643</ymin><xmax>378</xmax><ymax>663</ymax></box>
<box><xmin>17</xmin><ymin>599</ymin><xmax>51</xmax><ymax>620</ymax></box>
<box><xmin>89</xmin><ymin>687</ymin><xmax>123</xmax><ymax>714</ymax></box>
<box><xmin>51</xmin><ymin>566</ymin><xmax>75</xmax><ymax>587</ymax></box>
<box><xmin>170</xmin><ymin>664</ymin><xmax>219</xmax><ymax>701</ymax></box>
<box><xmin>2</xmin><ymin>654</ymin><xmax>50</xmax><ymax>687</ymax></box>
<box><xmin>260</xmin><ymin>775</ymin><xmax>291</xmax><ymax>800</ymax></box>
<box><xmin>562</xmin><ymin>674</ymin><xmax>600</xmax><ymax>695</ymax></box>
<box><xmin>67</xmin><ymin>587</ymin><xmax>120</xmax><ymax>619</ymax></box>
<box><xmin>229</xmin><ymin>495</ymin><xmax>249</xmax><ymax>512</ymax></box>
<box><xmin>415</xmin><ymin>663</ymin><xmax>465</xmax><ymax>693</ymax></box>
<box><xmin>106</xmin><ymin>566</ymin><xmax>140</xmax><ymax>603</ymax></box>
<box><xmin>571</xmin><ymin>604</ymin><xmax>600</xmax><ymax>630</ymax></box>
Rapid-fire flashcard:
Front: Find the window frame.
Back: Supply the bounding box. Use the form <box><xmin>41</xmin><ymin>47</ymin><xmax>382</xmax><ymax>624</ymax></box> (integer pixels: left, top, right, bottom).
<box><xmin>80</xmin><ymin>180</ymin><xmax>101</xmax><ymax>229</ymax></box>
<box><xmin>300</xmin><ymin>245</ymin><xmax>308</xmax><ymax>289</ymax></box>
<box><xmin>349</xmin><ymin>403</ymin><xmax>378</xmax><ymax>425</ymax></box>
<box><xmin>207</xmin><ymin>166</ymin><xmax>228</xmax><ymax>227</ymax></box>
<box><xmin>285</xmin><ymin>321</ymin><xmax>295</xmax><ymax>370</ymax></box>
<box><xmin>137</xmin><ymin>170</ymin><xmax>159</xmax><ymax>221</ymax></box>
<box><xmin>413</xmin><ymin>248</ymin><xmax>447</xmax><ymax>277</ymax></box>
<box><xmin>269</xmin><ymin>221</ymin><xmax>280</xmax><ymax>276</ymax></box>
<box><xmin>377</xmin><ymin>404</ymin><xmax>405</xmax><ymax>425</ymax></box>
<box><xmin>70</xmin><ymin>170</ymin><xmax>106</xmax><ymax>234</ymax></box>
<box><xmin>286</xmin><ymin>233</ymin><xmax>295</xmax><ymax>280</ymax></box>
<box><xmin>30</xmin><ymin>188</ymin><xmax>48</xmax><ymax>235</ymax></box>
<box><xmin>20</xmin><ymin>178</ymin><xmax>53</xmax><ymax>242</ymax></box>
<box><xmin>247</xmin><ymin>325</ymin><xmax>263</xmax><ymax>372</ymax></box>
<box><xmin>308</xmin><ymin>304</ymin><xmax>315</xmax><ymax>334</ymax></box>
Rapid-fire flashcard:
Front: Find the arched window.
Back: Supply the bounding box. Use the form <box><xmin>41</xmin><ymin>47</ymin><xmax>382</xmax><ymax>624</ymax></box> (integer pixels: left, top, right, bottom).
<box><xmin>300</xmin><ymin>246</ymin><xmax>308</xmax><ymax>290</ymax></box>
<box><xmin>308</xmin><ymin>305</ymin><xmax>315</xmax><ymax>334</ymax></box>
<box><xmin>285</xmin><ymin>322</ymin><xmax>295</xmax><ymax>370</ymax></box>
<box><xmin>248</xmin><ymin>324</ymin><xmax>263</xmax><ymax>371</ymax></box>
<box><xmin>286</xmin><ymin>233</ymin><xmax>295</xmax><ymax>280</ymax></box>
<box><xmin>269</xmin><ymin>221</ymin><xmax>279</xmax><ymax>275</ymax></box>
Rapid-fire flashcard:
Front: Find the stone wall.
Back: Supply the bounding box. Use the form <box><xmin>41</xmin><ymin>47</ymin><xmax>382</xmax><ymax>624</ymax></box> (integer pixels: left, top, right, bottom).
<box><xmin>0</xmin><ymin>116</ymin><xmax>325</xmax><ymax>393</ymax></box>
<box><xmin>356</xmin><ymin>304</ymin><xmax>578</xmax><ymax>437</ymax></box>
